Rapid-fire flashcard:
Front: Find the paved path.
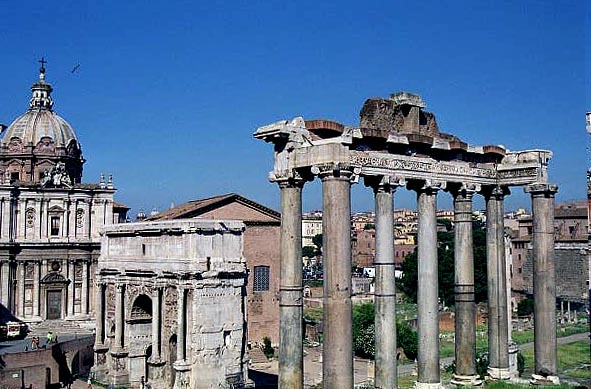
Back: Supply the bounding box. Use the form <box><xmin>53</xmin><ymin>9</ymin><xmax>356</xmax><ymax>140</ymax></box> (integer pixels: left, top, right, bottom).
<box><xmin>249</xmin><ymin>331</ymin><xmax>591</xmax><ymax>387</ymax></box>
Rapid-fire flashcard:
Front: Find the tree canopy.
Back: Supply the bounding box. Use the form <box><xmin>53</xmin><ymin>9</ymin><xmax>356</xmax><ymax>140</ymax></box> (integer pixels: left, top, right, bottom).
<box><xmin>399</xmin><ymin>221</ymin><xmax>488</xmax><ymax>307</ymax></box>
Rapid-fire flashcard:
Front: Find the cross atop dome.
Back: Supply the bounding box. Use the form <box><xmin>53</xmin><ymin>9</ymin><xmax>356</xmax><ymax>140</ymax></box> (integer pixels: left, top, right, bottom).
<box><xmin>29</xmin><ymin>57</ymin><xmax>54</xmax><ymax>110</ymax></box>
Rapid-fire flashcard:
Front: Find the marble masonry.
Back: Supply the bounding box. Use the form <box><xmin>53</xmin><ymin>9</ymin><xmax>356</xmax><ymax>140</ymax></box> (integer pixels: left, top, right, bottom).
<box><xmin>255</xmin><ymin>92</ymin><xmax>559</xmax><ymax>388</ymax></box>
<box><xmin>92</xmin><ymin>219</ymin><xmax>251</xmax><ymax>389</ymax></box>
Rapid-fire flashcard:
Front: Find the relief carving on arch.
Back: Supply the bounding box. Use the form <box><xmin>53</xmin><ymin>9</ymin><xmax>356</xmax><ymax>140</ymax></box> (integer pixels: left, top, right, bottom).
<box><xmin>164</xmin><ymin>287</ymin><xmax>178</xmax><ymax>331</ymax></box>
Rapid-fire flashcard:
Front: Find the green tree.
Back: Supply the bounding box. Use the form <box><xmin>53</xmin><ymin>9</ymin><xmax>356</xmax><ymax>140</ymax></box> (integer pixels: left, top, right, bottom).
<box><xmin>312</xmin><ymin>233</ymin><xmax>323</xmax><ymax>254</ymax></box>
<box><xmin>302</xmin><ymin>245</ymin><xmax>316</xmax><ymax>258</ymax></box>
<box><xmin>517</xmin><ymin>297</ymin><xmax>534</xmax><ymax>316</ymax></box>
<box><xmin>351</xmin><ymin>303</ymin><xmax>418</xmax><ymax>360</ymax></box>
<box><xmin>399</xmin><ymin>221</ymin><xmax>488</xmax><ymax>306</ymax></box>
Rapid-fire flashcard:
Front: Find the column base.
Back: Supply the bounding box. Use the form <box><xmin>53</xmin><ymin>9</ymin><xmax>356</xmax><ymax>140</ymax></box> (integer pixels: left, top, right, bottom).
<box><xmin>508</xmin><ymin>341</ymin><xmax>520</xmax><ymax>378</ymax></box>
<box><xmin>414</xmin><ymin>381</ymin><xmax>444</xmax><ymax>389</ymax></box>
<box><xmin>451</xmin><ymin>374</ymin><xmax>483</xmax><ymax>386</ymax></box>
<box><xmin>530</xmin><ymin>374</ymin><xmax>560</xmax><ymax>385</ymax></box>
<box><xmin>173</xmin><ymin>359</ymin><xmax>192</xmax><ymax>389</ymax></box>
<box><xmin>486</xmin><ymin>367</ymin><xmax>511</xmax><ymax>381</ymax></box>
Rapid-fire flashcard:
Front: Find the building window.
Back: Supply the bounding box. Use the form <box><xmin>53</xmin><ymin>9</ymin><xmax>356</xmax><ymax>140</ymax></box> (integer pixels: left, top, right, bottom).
<box><xmin>253</xmin><ymin>266</ymin><xmax>270</xmax><ymax>292</ymax></box>
<box><xmin>10</xmin><ymin>172</ymin><xmax>19</xmax><ymax>181</ymax></box>
<box><xmin>50</xmin><ymin>216</ymin><xmax>60</xmax><ymax>236</ymax></box>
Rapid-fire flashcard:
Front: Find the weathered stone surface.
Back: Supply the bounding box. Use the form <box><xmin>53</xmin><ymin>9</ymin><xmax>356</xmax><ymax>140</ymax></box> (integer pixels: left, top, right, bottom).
<box><xmin>93</xmin><ymin>220</ymin><xmax>250</xmax><ymax>389</ymax></box>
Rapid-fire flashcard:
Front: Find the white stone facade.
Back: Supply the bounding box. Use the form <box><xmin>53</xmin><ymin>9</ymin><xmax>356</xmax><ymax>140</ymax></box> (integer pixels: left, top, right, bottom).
<box><xmin>92</xmin><ymin>220</ymin><xmax>250</xmax><ymax>389</ymax></box>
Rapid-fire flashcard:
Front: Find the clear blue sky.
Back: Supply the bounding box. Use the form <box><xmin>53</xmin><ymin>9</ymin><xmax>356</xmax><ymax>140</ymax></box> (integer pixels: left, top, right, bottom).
<box><xmin>1</xmin><ymin>1</ymin><xmax>588</xmax><ymax>215</ymax></box>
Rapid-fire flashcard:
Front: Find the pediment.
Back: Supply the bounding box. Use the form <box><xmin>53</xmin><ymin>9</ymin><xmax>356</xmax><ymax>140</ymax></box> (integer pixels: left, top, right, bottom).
<box><xmin>41</xmin><ymin>272</ymin><xmax>68</xmax><ymax>284</ymax></box>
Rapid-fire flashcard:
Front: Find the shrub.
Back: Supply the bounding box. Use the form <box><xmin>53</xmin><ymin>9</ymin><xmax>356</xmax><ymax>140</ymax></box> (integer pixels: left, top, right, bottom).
<box><xmin>517</xmin><ymin>297</ymin><xmax>534</xmax><ymax>317</ymax></box>
<box><xmin>517</xmin><ymin>351</ymin><xmax>525</xmax><ymax>376</ymax></box>
<box><xmin>262</xmin><ymin>336</ymin><xmax>274</xmax><ymax>359</ymax></box>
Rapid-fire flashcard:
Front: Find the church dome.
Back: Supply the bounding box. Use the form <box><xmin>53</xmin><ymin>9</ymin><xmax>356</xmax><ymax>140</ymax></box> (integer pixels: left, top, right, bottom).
<box><xmin>0</xmin><ymin>61</ymin><xmax>84</xmax><ymax>184</ymax></box>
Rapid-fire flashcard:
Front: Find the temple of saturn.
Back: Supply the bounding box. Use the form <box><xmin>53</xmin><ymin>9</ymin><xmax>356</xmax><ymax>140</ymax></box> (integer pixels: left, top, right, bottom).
<box><xmin>254</xmin><ymin>92</ymin><xmax>559</xmax><ymax>388</ymax></box>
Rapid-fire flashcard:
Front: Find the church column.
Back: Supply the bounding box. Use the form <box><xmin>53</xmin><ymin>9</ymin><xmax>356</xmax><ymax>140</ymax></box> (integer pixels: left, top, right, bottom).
<box><xmin>278</xmin><ymin>178</ymin><xmax>304</xmax><ymax>389</ymax></box>
<box><xmin>370</xmin><ymin>176</ymin><xmax>399</xmax><ymax>389</ymax></box>
<box><xmin>95</xmin><ymin>282</ymin><xmax>105</xmax><ymax>346</ymax></box>
<box><xmin>0</xmin><ymin>261</ymin><xmax>9</xmax><ymax>306</ymax></box>
<box><xmin>17</xmin><ymin>262</ymin><xmax>25</xmax><ymax>318</ymax></box>
<box><xmin>114</xmin><ymin>283</ymin><xmax>125</xmax><ymax>350</ymax></box>
<box><xmin>450</xmin><ymin>185</ymin><xmax>481</xmax><ymax>386</ymax></box>
<box><xmin>316</xmin><ymin>163</ymin><xmax>354</xmax><ymax>388</ymax></box>
<box><xmin>32</xmin><ymin>260</ymin><xmax>40</xmax><ymax>318</ymax></box>
<box><xmin>413</xmin><ymin>181</ymin><xmax>442</xmax><ymax>388</ymax></box>
<box><xmin>484</xmin><ymin>186</ymin><xmax>510</xmax><ymax>380</ymax></box>
<box><xmin>81</xmin><ymin>260</ymin><xmax>89</xmax><ymax>315</ymax></box>
<box><xmin>150</xmin><ymin>287</ymin><xmax>162</xmax><ymax>362</ymax></box>
<box><xmin>176</xmin><ymin>286</ymin><xmax>186</xmax><ymax>361</ymax></box>
<box><xmin>67</xmin><ymin>260</ymin><xmax>75</xmax><ymax>317</ymax></box>
<box><xmin>525</xmin><ymin>183</ymin><xmax>559</xmax><ymax>381</ymax></box>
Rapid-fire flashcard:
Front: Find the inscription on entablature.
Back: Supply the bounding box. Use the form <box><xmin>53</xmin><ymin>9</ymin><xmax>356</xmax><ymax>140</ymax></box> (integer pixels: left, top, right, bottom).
<box><xmin>349</xmin><ymin>151</ymin><xmax>497</xmax><ymax>179</ymax></box>
<box><xmin>497</xmin><ymin>168</ymin><xmax>538</xmax><ymax>179</ymax></box>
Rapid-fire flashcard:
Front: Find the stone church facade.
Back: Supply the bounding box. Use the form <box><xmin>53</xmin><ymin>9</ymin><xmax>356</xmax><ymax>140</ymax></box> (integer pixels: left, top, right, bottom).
<box><xmin>92</xmin><ymin>220</ymin><xmax>250</xmax><ymax>389</ymax></box>
<box><xmin>0</xmin><ymin>64</ymin><xmax>127</xmax><ymax>324</ymax></box>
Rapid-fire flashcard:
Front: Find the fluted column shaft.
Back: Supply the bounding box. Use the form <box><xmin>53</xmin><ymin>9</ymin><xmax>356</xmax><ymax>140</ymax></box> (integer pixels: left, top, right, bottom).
<box><xmin>68</xmin><ymin>260</ymin><xmax>75</xmax><ymax>317</ymax></box>
<box><xmin>177</xmin><ymin>286</ymin><xmax>186</xmax><ymax>361</ymax></box>
<box><xmin>525</xmin><ymin>184</ymin><xmax>558</xmax><ymax>376</ymax></box>
<box><xmin>321</xmin><ymin>168</ymin><xmax>353</xmax><ymax>388</ymax></box>
<box><xmin>33</xmin><ymin>261</ymin><xmax>40</xmax><ymax>317</ymax></box>
<box><xmin>452</xmin><ymin>188</ymin><xmax>480</xmax><ymax>385</ymax></box>
<box><xmin>278</xmin><ymin>180</ymin><xmax>304</xmax><ymax>389</ymax></box>
<box><xmin>81</xmin><ymin>261</ymin><xmax>89</xmax><ymax>315</ymax></box>
<box><xmin>485</xmin><ymin>187</ymin><xmax>509</xmax><ymax>379</ymax></box>
<box><xmin>373</xmin><ymin>181</ymin><xmax>397</xmax><ymax>389</ymax></box>
<box><xmin>95</xmin><ymin>282</ymin><xmax>105</xmax><ymax>346</ymax></box>
<box><xmin>151</xmin><ymin>287</ymin><xmax>162</xmax><ymax>361</ymax></box>
<box><xmin>416</xmin><ymin>184</ymin><xmax>441</xmax><ymax>386</ymax></box>
<box><xmin>114</xmin><ymin>284</ymin><xmax>125</xmax><ymax>350</ymax></box>
<box><xmin>1</xmin><ymin>261</ymin><xmax>9</xmax><ymax>307</ymax></box>
<box><xmin>18</xmin><ymin>263</ymin><xmax>25</xmax><ymax>318</ymax></box>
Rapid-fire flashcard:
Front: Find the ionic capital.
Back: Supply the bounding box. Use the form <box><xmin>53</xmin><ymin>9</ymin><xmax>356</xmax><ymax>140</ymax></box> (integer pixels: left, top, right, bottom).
<box><xmin>481</xmin><ymin>185</ymin><xmax>510</xmax><ymax>200</ymax></box>
<box><xmin>276</xmin><ymin>175</ymin><xmax>306</xmax><ymax>190</ymax></box>
<box><xmin>524</xmin><ymin>183</ymin><xmax>558</xmax><ymax>198</ymax></box>
<box><xmin>311</xmin><ymin>163</ymin><xmax>360</xmax><ymax>183</ymax></box>
<box><xmin>449</xmin><ymin>182</ymin><xmax>480</xmax><ymax>200</ymax></box>
<box><xmin>408</xmin><ymin>179</ymin><xmax>445</xmax><ymax>194</ymax></box>
<box><xmin>364</xmin><ymin>175</ymin><xmax>405</xmax><ymax>193</ymax></box>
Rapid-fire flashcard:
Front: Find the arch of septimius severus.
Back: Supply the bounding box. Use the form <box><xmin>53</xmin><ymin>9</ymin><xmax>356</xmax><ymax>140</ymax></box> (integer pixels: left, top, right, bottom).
<box><xmin>254</xmin><ymin>92</ymin><xmax>558</xmax><ymax>388</ymax></box>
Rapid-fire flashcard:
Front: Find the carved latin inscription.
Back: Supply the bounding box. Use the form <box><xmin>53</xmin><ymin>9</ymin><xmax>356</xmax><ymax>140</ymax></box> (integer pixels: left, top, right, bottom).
<box><xmin>349</xmin><ymin>151</ymin><xmax>497</xmax><ymax>179</ymax></box>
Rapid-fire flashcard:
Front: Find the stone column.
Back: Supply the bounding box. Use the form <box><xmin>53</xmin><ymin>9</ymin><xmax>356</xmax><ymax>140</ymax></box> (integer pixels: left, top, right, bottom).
<box><xmin>17</xmin><ymin>262</ymin><xmax>25</xmax><ymax>318</ymax></box>
<box><xmin>32</xmin><ymin>261</ymin><xmax>40</xmax><ymax>318</ymax></box>
<box><xmin>484</xmin><ymin>186</ymin><xmax>510</xmax><ymax>380</ymax></box>
<box><xmin>114</xmin><ymin>283</ymin><xmax>125</xmax><ymax>350</ymax></box>
<box><xmin>525</xmin><ymin>183</ymin><xmax>559</xmax><ymax>381</ymax></box>
<box><xmin>67</xmin><ymin>260</ymin><xmax>75</xmax><ymax>318</ymax></box>
<box><xmin>95</xmin><ymin>282</ymin><xmax>105</xmax><ymax>346</ymax></box>
<box><xmin>0</xmin><ymin>261</ymin><xmax>9</xmax><ymax>306</ymax></box>
<box><xmin>176</xmin><ymin>286</ymin><xmax>186</xmax><ymax>361</ymax></box>
<box><xmin>414</xmin><ymin>181</ymin><xmax>442</xmax><ymax>388</ymax></box>
<box><xmin>369</xmin><ymin>176</ymin><xmax>398</xmax><ymax>389</ymax></box>
<box><xmin>278</xmin><ymin>179</ymin><xmax>304</xmax><ymax>389</ymax></box>
<box><xmin>317</xmin><ymin>164</ymin><xmax>354</xmax><ymax>388</ymax></box>
<box><xmin>81</xmin><ymin>260</ymin><xmax>89</xmax><ymax>316</ymax></box>
<box><xmin>150</xmin><ymin>287</ymin><xmax>162</xmax><ymax>362</ymax></box>
<box><xmin>450</xmin><ymin>185</ymin><xmax>481</xmax><ymax>386</ymax></box>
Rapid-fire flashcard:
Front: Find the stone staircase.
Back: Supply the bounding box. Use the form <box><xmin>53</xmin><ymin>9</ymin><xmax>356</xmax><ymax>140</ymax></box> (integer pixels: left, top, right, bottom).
<box><xmin>28</xmin><ymin>319</ymin><xmax>93</xmax><ymax>337</ymax></box>
<box><xmin>248</xmin><ymin>347</ymin><xmax>270</xmax><ymax>364</ymax></box>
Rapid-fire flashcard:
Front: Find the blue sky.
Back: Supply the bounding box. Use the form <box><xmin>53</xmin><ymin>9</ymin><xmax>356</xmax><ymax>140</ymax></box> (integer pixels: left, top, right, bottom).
<box><xmin>0</xmin><ymin>1</ymin><xmax>588</xmax><ymax>215</ymax></box>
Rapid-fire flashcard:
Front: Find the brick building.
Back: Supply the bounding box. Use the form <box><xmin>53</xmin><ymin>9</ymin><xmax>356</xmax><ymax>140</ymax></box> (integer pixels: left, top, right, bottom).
<box><xmin>511</xmin><ymin>201</ymin><xmax>589</xmax><ymax>306</ymax></box>
<box><xmin>146</xmin><ymin>193</ymin><xmax>280</xmax><ymax>344</ymax></box>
